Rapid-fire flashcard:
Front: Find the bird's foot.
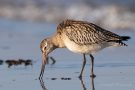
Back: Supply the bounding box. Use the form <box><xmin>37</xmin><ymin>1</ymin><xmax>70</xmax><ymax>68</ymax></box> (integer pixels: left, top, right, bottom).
<box><xmin>90</xmin><ymin>74</ymin><xmax>96</xmax><ymax>78</ymax></box>
<box><xmin>78</xmin><ymin>75</ymin><xmax>82</xmax><ymax>79</ymax></box>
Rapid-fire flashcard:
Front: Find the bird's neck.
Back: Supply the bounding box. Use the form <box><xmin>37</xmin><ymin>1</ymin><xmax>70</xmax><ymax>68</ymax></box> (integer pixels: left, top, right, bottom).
<box><xmin>51</xmin><ymin>33</ymin><xmax>65</xmax><ymax>48</ymax></box>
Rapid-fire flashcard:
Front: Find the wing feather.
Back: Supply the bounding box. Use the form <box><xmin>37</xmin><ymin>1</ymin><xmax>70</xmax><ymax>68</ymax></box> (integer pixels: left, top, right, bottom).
<box><xmin>57</xmin><ymin>19</ymin><xmax>122</xmax><ymax>45</ymax></box>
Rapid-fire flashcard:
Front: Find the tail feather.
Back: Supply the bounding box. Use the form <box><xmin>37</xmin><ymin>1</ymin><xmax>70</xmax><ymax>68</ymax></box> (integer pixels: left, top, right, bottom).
<box><xmin>108</xmin><ymin>36</ymin><xmax>130</xmax><ymax>46</ymax></box>
<box><xmin>119</xmin><ymin>41</ymin><xmax>128</xmax><ymax>46</ymax></box>
<box><xmin>114</xmin><ymin>40</ymin><xmax>128</xmax><ymax>46</ymax></box>
<box><xmin>108</xmin><ymin>40</ymin><xmax>128</xmax><ymax>46</ymax></box>
<box><xmin>121</xmin><ymin>36</ymin><xmax>131</xmax><ymax>41</ymax></box>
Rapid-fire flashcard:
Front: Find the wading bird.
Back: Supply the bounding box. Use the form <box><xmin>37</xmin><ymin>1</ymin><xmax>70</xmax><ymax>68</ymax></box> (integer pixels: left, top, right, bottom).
<box><xmin>39</xmin><ymin>19</ymin><xmax>130</xmax><ymax>79</ymax></box>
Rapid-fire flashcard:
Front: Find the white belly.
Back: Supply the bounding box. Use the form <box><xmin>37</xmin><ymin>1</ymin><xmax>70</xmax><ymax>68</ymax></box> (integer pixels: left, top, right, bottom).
<box><xmin>62</xmin><ymin>35</ymin><xmax>108</xmax><ymax>54</ymax></box>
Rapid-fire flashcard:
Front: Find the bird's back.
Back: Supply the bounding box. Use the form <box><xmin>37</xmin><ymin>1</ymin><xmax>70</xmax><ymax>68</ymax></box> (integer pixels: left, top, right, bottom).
<box><xmin>57</xmin><ymin>19</ymin><xmax>128</xmax><ymax>45</ymax></box>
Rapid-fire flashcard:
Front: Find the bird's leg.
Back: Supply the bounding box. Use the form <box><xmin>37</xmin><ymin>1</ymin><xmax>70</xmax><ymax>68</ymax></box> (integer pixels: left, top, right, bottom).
<box><xmin>79</xmin><ymin>54</ymin><xmax>86</xmax><ymax>79</ymax></box>
<box><xmin>89</xmin><ymin>54</ymin><xmax>96</xmax><ymax>78</ymax></box>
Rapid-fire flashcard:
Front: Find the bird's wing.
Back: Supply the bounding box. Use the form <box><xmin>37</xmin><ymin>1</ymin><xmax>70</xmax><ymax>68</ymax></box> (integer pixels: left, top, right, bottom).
<box><xmin>57</xmin><ymin>19</ymin><xmax>121</xmax><ymax>45</ymax></box>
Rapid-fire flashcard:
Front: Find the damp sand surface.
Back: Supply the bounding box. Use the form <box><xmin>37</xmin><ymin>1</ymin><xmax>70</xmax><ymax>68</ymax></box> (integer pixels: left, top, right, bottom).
<box><xmin>0</xmin><ymin>19</ymin><xmax>135</xmax><ymax>90</ymax></box>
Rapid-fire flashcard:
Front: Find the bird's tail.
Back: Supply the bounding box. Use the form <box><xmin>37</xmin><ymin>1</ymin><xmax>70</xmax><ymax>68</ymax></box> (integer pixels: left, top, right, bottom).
<box><xmin>108</xmin><ymin>36</ymin><xmax>130</xmax><ymax>46</ymax></box>
<box><xmin>118</xmin><ymin>36</ymin><xmax>131</xmax><ymax>46</ymax></box>
<box><xmin>121</xmin><ymin>36</ymin><xmax>131</xmax><ymax>41</ymax></box>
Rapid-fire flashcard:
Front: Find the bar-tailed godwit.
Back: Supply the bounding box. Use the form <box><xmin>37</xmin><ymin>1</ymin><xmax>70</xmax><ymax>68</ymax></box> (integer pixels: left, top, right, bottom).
<box><xmin>39</xmin><ymin>19</ymin><xmax>130</xmax><ymax>79</ymax></box>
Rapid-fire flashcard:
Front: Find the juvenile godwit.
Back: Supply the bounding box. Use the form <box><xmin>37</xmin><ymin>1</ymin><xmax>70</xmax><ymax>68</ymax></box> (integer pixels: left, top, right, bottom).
<box><xmin>39</xmin><ymin>19</ymin><xmax>130</xmax><ymax>79</ymax></box>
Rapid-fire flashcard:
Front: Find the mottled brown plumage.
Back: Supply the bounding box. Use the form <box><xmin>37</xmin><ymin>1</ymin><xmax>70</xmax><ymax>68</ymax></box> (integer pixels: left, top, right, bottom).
<box><xmin>57</xmin><ymin>19</ymin><xmax>128</xmax><ymax>45</ymax></box>
<box><xmin>39</xmin><ymin>19</ymin><xmax>130</xmax><ymax>79</ymax></box>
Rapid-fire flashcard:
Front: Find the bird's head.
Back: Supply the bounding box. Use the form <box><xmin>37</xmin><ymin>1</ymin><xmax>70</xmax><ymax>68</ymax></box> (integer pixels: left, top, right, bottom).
<box><xmin>40</xmin><ymin>38</ymin><xmax>56</xmax><ymax>63</ymax></box>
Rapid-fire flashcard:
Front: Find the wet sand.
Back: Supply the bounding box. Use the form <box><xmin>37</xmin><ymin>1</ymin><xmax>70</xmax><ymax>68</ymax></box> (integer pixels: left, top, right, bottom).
<box><xmin>0</xmin><ymin>19</ymin><xmax>135</xmax><ymax>90</ymax></box>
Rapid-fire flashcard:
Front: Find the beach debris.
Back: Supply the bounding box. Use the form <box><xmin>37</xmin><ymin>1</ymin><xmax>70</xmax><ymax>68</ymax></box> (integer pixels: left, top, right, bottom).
<box><xmin>5</xmin><ymin>59</ymin><xmax>33</xmax><ymax>68</ymax></box>
<box><xmin>50</xmin><ymin>77</ymin><xmax>72</xmax><ymax>80</ymax></box>
<box><xmin>24</xmin><ymin>59</ymin><xmax>33</xmax><ymax>66</ymax></box>
<box><xmin>45</xmin><ymin>56</ymin><xmax>56</xmax><ymax>65</ymax></box>
<box><xmin>51</xmin><ymin>78</ymin><xmax>57</xmax><ymax>80</ymax></box>
<box><xmin>0</xmin><ymin>60</ymin><xmax>4</xmax><ymax>65</ymax></box>
<box><xmin>0</xmin><ymin>56</ymin><xmax>55</xmax><ymax>68</ymax></box>
<box><xmin>49</xmin><ymin>56</ymin><xmax>56</xmax><ymax>65</ymax></box>
<box><xmin>61</xmin><ymin>77</ymin><xmax>71</xmax><ymax>80</ymax></box>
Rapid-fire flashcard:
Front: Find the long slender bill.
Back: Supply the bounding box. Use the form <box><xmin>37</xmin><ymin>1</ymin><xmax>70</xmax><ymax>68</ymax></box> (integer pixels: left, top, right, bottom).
<box><xmin>39</xmin><ymin>52</ymin><xmax>48</xmax><ymax>80</ymax></box>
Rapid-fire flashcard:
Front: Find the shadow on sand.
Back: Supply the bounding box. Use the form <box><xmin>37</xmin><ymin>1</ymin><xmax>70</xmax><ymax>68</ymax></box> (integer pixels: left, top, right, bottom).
<box><xmin>39</xmin><ymin>77</ymin><xmax>95</xmax><ymax>90</ymax></box>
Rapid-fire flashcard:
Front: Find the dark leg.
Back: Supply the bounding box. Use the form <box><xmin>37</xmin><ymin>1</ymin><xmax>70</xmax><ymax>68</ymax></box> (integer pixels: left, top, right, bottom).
<box><xmin>90</xmin><ymin>77</ymin><xmax>95</xmax><ymax>90</ymax></box>
<box><xmin>79</xmin><ymin>54</ymin><xmax>86</xmax><ymax>79</ymax></box>
<box><xmin>89</xmin><ymin>54</ymin><xmax>96</xmax><ymax>78</ymax></box>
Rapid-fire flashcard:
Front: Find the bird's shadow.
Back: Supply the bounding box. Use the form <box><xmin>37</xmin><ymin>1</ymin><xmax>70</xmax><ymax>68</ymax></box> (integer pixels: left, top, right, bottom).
<box><xmin>80</xmin><ymin>77</ymin><xmax>95</xmax><ymax>90</ymax></box>
<box><xmin>39</xmin><ymin>77</ymin><xmax>95</xmax><ymax>90</ymax></box>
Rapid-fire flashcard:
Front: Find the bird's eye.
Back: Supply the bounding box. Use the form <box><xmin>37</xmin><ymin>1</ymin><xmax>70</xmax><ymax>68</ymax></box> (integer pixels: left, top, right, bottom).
<box><xmin>44</xmin><ymin>46</ymin><xmax>47</xmax><ymax>49</ymax></box>
<box><xmin>42</xmin><ymin>45</ymin><xmax>47</xmax><ymax>53</ymax></box>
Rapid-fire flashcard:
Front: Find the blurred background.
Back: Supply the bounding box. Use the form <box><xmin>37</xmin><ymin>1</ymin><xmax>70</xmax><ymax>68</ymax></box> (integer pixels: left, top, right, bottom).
<box><xmin>0</xmin><ymin>0</ymin><xmax>135</xmax><ymax>29</ymax></box>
